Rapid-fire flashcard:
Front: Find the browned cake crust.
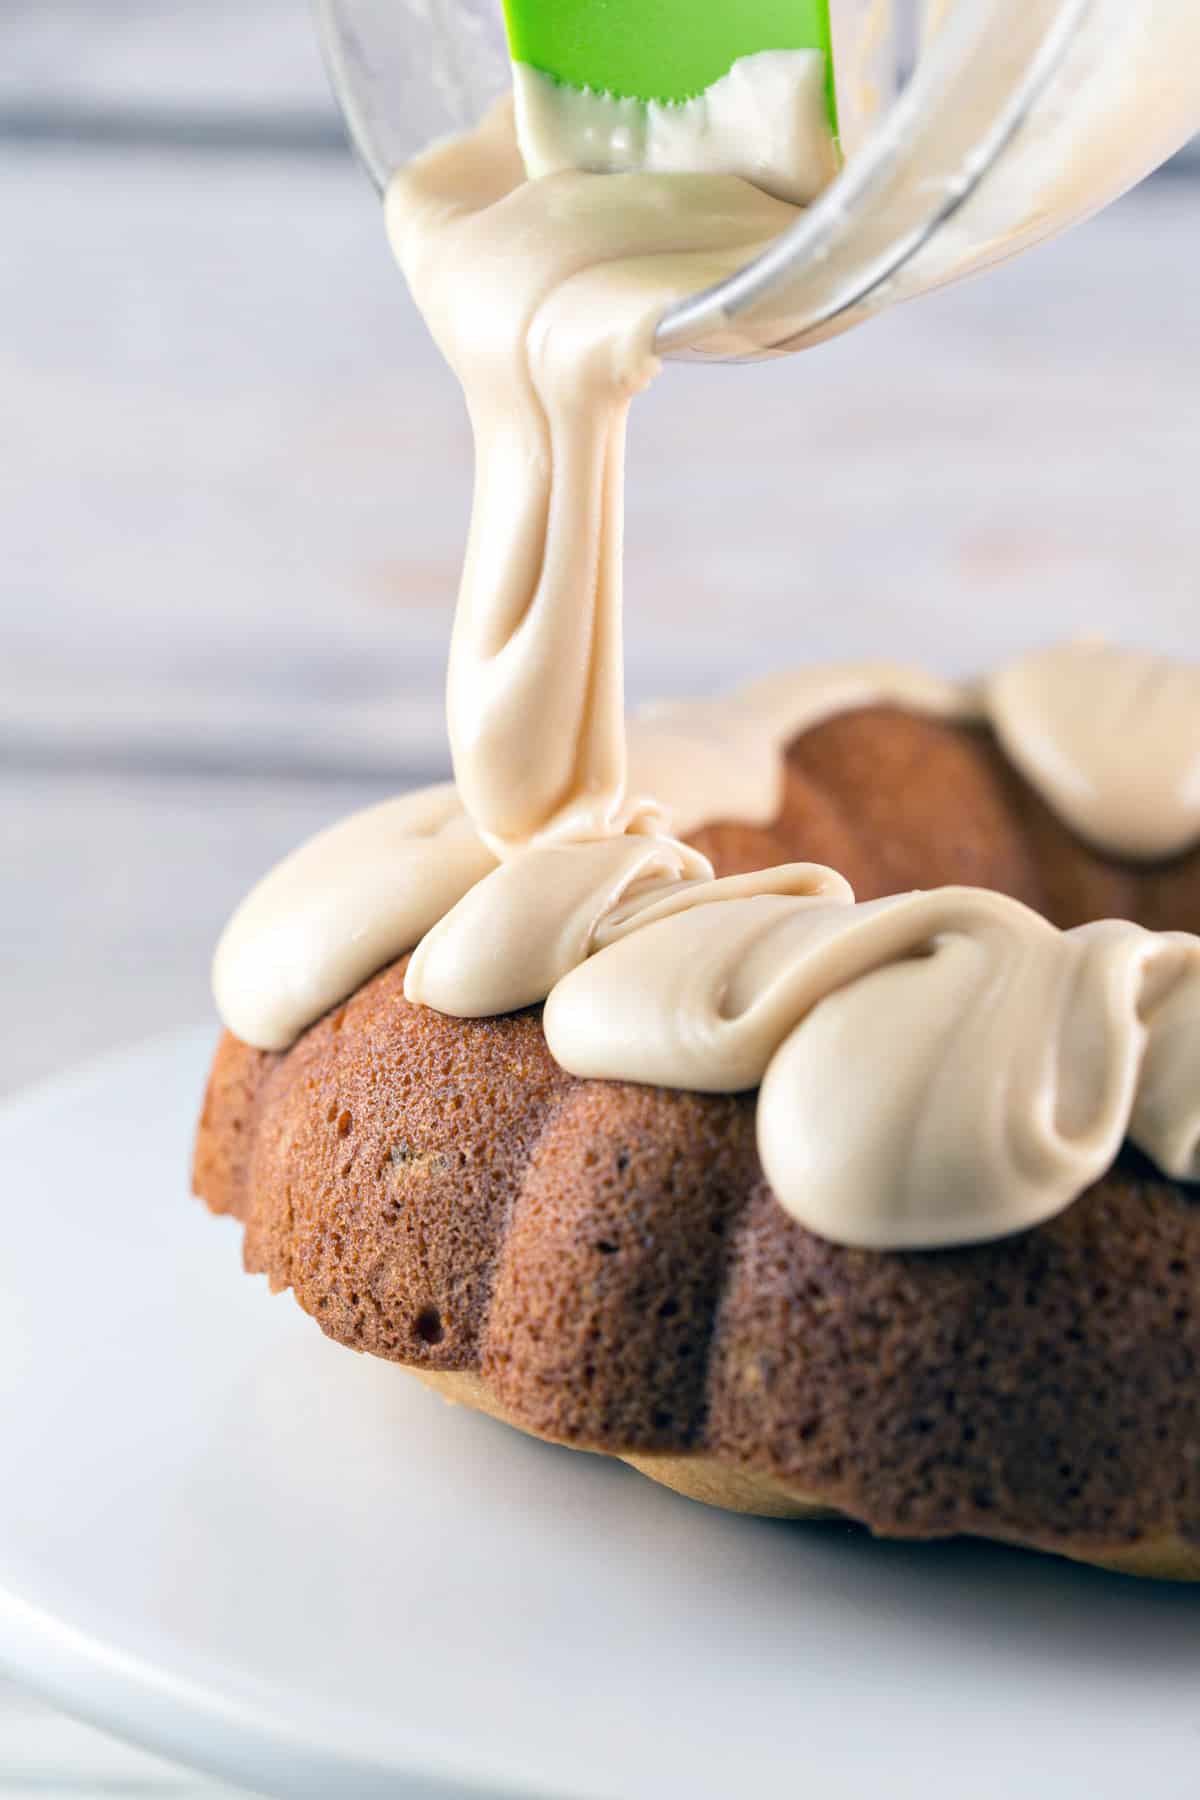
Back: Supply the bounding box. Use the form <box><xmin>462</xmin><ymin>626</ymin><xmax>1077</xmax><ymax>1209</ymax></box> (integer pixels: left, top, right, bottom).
<box><xmin>194</xmin><ymin>708</ymin><xmax>1200</xmax><ymax>1577</ymax></box>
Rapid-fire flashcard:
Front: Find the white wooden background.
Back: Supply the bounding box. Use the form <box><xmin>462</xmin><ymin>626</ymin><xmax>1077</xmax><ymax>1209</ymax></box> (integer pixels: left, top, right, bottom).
<box><xmin>3</xmin><ymin>1</ymin><xmax>1199</xmax><ymax>1791</ymax></box>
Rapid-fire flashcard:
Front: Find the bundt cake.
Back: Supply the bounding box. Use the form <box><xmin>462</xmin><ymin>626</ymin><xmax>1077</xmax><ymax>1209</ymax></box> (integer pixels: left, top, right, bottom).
<box><xmin>195</xmin><ymin>696</ymin><xmax>1200</xmax><ymax>1581</ymax></box>
<box><xmin>197</xmin><ymin>100</ymin><xmax>1200</xmax><ymax>1582</ymax></box>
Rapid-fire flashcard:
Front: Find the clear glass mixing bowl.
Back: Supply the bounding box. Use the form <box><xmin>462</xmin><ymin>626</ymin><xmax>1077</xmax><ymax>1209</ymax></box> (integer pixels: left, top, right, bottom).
<box><xmin>315</xmin><ymin>0</ymin><xmax>1200</xmax><ymax>356</ymax></box>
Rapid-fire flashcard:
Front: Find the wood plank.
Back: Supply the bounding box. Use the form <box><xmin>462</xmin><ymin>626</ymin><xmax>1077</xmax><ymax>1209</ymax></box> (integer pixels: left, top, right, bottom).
<box><xmin>5</xmin><ymin>149</ymin><xmax>1200</xmax><ymax>783</ymax></box>
<box><xmin>3</xmin><ymin>765</ymin><xmax>400</xmax><ymax>1098</ymax></box>
<box><xmin>0</xmin><ymin>0</ymin><xmax>1194</xmax><ymax>172</ymax></box>
<box><xmin>0</xmin><ymin>0</ymin><xmax>334</xmax><ymax>118</ymax></box>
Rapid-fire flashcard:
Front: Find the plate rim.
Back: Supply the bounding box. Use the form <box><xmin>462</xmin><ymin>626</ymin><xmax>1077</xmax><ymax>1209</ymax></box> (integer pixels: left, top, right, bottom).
<box><xmin>0</xmin><ymin>1028</ymin><xmax>572</xmax><ymax>1800</ymax></box>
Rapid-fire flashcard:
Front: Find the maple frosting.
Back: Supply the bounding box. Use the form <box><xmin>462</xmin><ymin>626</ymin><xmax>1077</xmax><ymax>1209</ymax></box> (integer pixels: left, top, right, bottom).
<box><xmin>214</xmin><ymin>98</ymin><xmax>1200</xmax><ymax>1252</ymax></box>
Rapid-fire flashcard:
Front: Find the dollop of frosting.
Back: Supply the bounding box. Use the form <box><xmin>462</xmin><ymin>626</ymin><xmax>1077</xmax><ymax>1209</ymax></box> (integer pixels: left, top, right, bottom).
<box><xmin>405</xmin><ymin>831</ymin><xmax>713</xmax><ymax>1018</ymax></box>
<box><xmin>213</xmin><ymin>787</ymin><xmax>495</xmax><ymax>1052</ymax></box>
<box><xmin>987</xmin><ymin>642</ymin><xmax>1200</xmax><ymax>861</ymax></box>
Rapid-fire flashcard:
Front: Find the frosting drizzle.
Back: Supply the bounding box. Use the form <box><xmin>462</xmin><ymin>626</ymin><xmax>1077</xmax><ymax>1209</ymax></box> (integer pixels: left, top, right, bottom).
<box><xmin>212</xmin><ymin>101</ymin><xmax>1200</xmax><ymax>1253</ymax></box>
<box><xmin>388</xmin><ymin>97</ymin><xmax>797</xmax><ymax>857</ymax></box>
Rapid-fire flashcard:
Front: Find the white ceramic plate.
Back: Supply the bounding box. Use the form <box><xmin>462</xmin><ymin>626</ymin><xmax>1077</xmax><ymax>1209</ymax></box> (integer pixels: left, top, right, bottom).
<box><xmin>1</xmin><ymin>1030</ymin><xmax>1197</xmax><ymax>1799</ymax></box>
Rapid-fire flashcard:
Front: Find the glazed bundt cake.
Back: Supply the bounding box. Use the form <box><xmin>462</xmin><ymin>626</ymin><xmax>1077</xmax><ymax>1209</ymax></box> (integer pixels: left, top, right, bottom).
<box><xmin>195</xmin><ymin>701</ymin><xmax>1200</xmax><ymax>1580</ymax></box>
<box><xmin>198</xmin><ymin>109</ymin><xmax>1200</xmax><ymax>1581</ymax></box>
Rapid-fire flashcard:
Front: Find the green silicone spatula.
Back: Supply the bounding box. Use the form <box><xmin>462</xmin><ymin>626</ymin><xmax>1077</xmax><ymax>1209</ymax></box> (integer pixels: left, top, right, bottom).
<box><xmin>501</xmin><ymin>0</ymin><xmax>837</xmax><ymax>129</ymax></box>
